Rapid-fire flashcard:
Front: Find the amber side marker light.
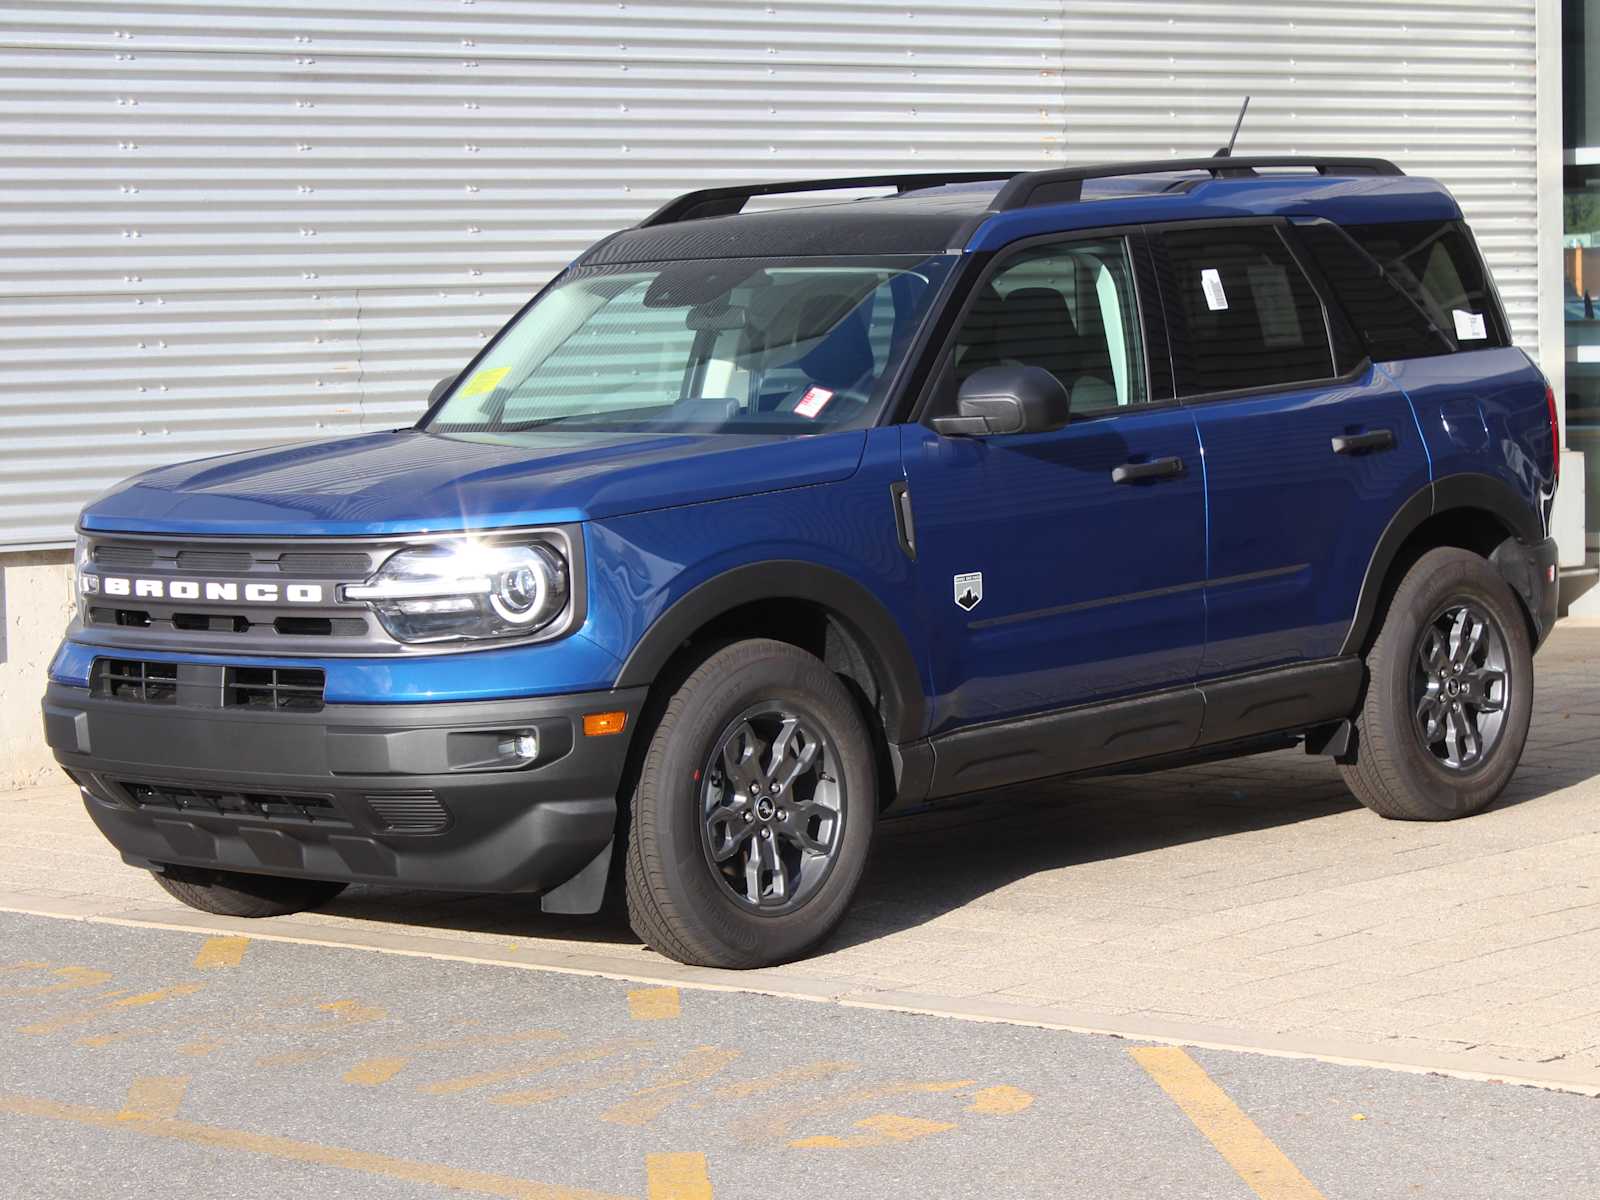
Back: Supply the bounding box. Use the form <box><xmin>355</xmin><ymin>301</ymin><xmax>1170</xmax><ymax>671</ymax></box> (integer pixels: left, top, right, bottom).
<box><xmin>583</xmin><ymin>711</ymin><xmax>627</xmax><ymax>737</ymax></box>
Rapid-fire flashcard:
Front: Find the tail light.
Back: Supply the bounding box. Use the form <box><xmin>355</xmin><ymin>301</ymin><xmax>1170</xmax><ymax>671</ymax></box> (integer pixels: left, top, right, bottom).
<box><xmin>1547</xmin><ymin>384</ymin><xmax>1560</xmax><ymax>483</ymax></box>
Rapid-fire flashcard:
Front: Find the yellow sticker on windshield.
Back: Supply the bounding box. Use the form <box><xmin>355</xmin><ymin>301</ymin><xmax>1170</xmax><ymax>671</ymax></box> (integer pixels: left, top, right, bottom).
<box><xmin>460</xmin><ymin>366</ymin><xmax>510</xmax><ymax>398</ymax></box>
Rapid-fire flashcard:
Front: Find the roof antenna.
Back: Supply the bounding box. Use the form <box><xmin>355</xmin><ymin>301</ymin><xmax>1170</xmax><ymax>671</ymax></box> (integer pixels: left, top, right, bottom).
<box><xmin>1215</xmin><ymin>96</ymin><xmax>1250</xmax><ymax>158</ymax></box>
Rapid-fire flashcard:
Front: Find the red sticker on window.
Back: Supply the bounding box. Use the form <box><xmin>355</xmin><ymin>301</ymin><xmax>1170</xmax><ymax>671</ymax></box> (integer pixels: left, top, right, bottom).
<box><xmin>794</xmin><ymin>386</ymin><xmax>834</xmax><ymax>419</ymax></box>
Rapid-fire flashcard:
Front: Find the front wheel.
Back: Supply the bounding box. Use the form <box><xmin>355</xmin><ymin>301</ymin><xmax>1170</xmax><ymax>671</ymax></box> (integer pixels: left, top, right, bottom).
<box><xmin>1341</xmin><ymin>547</ymin><xmax>1534</xmax><ymax>821</ymax></box>
<box><xmin>624</xmin><ymin>638</ymin><xmax>876</xmax><ymax>968</ymax></box>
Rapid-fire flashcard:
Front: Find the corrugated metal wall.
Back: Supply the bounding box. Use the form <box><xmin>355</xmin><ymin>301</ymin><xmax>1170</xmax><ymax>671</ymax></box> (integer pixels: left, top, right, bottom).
<box><xmin>0</xmin><ymin>0</ymin><xmax>1067</xmax><ymax>547</ymax></box>
<box><xmin>1059</xmin><ymin>0</ymin><xmax>1540</xmax><ymax>345</ymax></box>
<box><xmin>0</xmin><ymin>0</ymin><xmax>1543</xmax><ymax>548</ymax></box>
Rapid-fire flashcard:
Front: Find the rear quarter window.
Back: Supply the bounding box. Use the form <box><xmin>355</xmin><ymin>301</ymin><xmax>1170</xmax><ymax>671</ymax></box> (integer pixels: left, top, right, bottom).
<box><xmin>1342</xmin><ymin>220</ymin><xmax>1509</xmax><ymax>352</ymax></box>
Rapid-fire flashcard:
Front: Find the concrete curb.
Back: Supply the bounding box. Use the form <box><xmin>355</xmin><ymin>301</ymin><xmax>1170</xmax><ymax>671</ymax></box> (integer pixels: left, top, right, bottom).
<box><xmin>5</xmin><ymin>890</ymin><xmax>1597</xmax><ymax>1098</ymax></box>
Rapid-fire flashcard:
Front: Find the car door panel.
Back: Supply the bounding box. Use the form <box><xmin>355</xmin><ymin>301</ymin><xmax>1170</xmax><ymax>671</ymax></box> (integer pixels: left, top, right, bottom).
<box><xmin>1191</xmin><ymin>367</ymin><xmax>1432</xmax><ymax>675</ymax></box>
<box><xmin>901</xmin><ymin>408</ymin><xmax>1206</xmax><ymax>735</ymax></box>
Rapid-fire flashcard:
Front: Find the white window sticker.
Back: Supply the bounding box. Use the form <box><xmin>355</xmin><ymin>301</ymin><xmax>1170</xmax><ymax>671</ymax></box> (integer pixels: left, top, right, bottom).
<box><xmin>1453</xmin><ymin>309</ymin><xmax>1487</xmax><ymax>341</ymax></box>
<box><xmin>1200</xmin><ymin>268</ymin><xmax>1229</xmax><ymax>312</ymax></box>
<box><xmin>793</xmin><ymin>386</ymin><xmax>834</xmax><ymax>419</ymax></box>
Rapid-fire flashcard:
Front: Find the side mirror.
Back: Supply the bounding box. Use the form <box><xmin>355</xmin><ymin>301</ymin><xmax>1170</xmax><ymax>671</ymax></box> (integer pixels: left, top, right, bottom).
<box><xmin>427</xmin><ymin>375</ymin><xmax>458</xmax><ymax>407</ymax></box>
<box><xmin>931</xmin><ymin>365</ymin><xmax>1070</xmax><ymax>438</ymax></box>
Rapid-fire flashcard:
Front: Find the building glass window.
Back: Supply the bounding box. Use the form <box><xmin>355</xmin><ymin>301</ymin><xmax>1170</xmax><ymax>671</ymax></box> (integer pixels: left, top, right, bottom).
<box><xmin>1565</xmin><ymin>0</ymin><xmax>1600</xmax><ymax>546</ymax></box>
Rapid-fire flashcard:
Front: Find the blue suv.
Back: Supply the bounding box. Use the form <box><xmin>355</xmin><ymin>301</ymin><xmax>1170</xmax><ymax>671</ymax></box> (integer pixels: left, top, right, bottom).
<box><xmin>44</xmin><ymin>157</ymin><xmax>1561</xmax><ymax>968</ymax></box>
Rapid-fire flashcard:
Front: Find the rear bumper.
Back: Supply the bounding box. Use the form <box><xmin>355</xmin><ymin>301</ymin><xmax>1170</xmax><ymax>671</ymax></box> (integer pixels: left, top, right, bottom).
<box><xmin>42</xmin><ymin>681</ymin><xmax>646</xmax><ymax>896</ymax></box>
<box><xmin>1493</xmin><ymin>535</ymin><xmax>1559</xmax><ymax>651</ymax></box>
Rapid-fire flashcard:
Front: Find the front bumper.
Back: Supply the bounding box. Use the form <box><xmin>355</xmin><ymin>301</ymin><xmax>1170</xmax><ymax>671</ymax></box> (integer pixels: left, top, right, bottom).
<box><xmin>42</xmin><ymin>681</ymin><xmax>646</xmax><ymax>898</ymax></box>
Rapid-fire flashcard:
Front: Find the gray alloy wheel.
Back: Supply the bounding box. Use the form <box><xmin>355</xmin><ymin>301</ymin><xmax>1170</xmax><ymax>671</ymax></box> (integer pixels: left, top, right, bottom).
<box><xmin>624</xmin><ymin>638</ymin><xmax>877</xmax><ymax>969</ymax></box>
<box><xmin>700</xmin><ymin>704</ymin><xmax>845</xmax><ymax>914</ymax></box>
<box><xmin>1410</xmin><ymin>601</ymin><xmax>1511</xmax><ymax>771</ymax></box>
<box><xmin>1341</xmin><ymin>546</ymin><xmax>1533</xmax><ymax>822</ymax></box>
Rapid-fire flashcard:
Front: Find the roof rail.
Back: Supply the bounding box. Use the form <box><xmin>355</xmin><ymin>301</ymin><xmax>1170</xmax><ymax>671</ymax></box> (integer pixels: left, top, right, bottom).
<box><xmin>638</xmin><ymin>171</ymin><xmax>1020</xmax><ymax>227</ymax></box>
<box><xmin>638</xmin><ymin>156</ymin><xmax>1405</xmax><ymax>228</ymax></box>
<box><xmin>990</xmin><ymin>155</ymin><xmax>1404</xmax><ymax>211</ymax></box>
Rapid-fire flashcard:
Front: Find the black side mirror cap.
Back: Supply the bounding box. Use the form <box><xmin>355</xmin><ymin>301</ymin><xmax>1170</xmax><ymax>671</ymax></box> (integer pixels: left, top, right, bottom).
<box><xmin>931</xmin><ymin>365</ymin><xmax>1071</xmax><ymax>438</ymax></box>
<box><xmin>427</xmin><ymin>375</ymin><xmax>458</xmax><ymax>407</ymax></box>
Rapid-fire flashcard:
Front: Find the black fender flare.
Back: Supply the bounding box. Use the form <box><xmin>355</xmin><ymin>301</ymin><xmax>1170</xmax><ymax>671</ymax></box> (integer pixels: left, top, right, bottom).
<box><xmin>613</xmin><ymin>560</ymin><xmax>927</xmax><ymax>743</ymax></box>
<box><xmin>1339</xmin><ymin>472</ymin><xmax>1545</xmax><ymax>656</ymax></box>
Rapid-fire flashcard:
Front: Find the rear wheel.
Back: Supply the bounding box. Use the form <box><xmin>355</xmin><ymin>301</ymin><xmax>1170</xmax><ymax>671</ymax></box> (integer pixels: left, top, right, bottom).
<box><xmin>624</xmin><ymin>638</ymin><xmax>876</xmax><ymax>968</ymax></box>
<box><xmin>1341</xmin><ymin>547</ymin><xmax>1533</xmax><ymax>820</ymax></box>
<box><xmin>151</xmin><ymin>865</ymin><xmax>348</xmax><ymax>918</ymax></box>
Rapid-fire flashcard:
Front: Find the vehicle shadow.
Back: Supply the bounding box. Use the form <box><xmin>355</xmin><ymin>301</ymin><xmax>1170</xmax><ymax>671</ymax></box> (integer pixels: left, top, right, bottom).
<box><xmin>320</xmin><ymin>727</ymin><xmax>1600</xmax><ymax>957</ymax></box>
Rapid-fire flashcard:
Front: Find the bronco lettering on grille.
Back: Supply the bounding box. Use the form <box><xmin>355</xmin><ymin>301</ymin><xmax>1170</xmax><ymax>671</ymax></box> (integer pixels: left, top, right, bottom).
<box><xmin>84</xmin><ymin>576</ymin><xmax>325</xmax><ymax>604</ymax></box>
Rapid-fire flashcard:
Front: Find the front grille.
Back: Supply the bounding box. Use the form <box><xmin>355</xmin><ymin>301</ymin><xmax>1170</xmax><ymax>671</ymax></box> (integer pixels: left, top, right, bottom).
<box><xmin>277</xmin><ymin>551</ymin><xmax>372</xmax><ymax>576</ymax></box>
<box><xmin>366</xmin><ymin>791</ymin><xmax>451</xmax><ymax>834</ymax></box>
<box><xmin>92</xmin><ymin>544</ymin><xmax>156</xmax><ymax>569</ymax></box>
<box><xmin>92</xmin><ymin>658</ymin><xmax>178</xmax><ymax>704</ymax></box>
<box><xmin>175</xmin><ymin>548</ymin><xmax>254</xmax><ymax>573</ymax></box>
<box><xmin>87</xmin><ymin>606</ymin><xmax>368</xmax><ymax>639</ymax></box>
<box><xmin>226</xmin><ymin>666</ymin><xmax>325</xmax><ymax>712</ymax></box>
<box><xmin>79</xmin><ymin>534</ymin><xmax>395</xmax><ymax>655</ymax></box>
<box><xmin>121</xmin><ymin>780</ymin><xmax>349</xmax><ymax>826</ymax></box>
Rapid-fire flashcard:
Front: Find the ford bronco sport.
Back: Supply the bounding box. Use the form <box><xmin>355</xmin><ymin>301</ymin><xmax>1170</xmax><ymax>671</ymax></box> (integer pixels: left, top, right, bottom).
<box><xmin>44</xmin><ymin>157</ymin><xmax>1561</xmax><ymax>969</ymax></box>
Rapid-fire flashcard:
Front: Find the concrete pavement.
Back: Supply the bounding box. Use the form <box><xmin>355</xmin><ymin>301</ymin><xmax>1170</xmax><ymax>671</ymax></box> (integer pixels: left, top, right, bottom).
<box><xmin>6</xmin><ymin>626</ymin><xmax>1600</xmax><ymax>1091</ymax></box>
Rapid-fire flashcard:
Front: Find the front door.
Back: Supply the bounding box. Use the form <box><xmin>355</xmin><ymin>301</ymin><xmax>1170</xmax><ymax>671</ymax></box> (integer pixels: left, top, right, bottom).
<box><xmin>901</xmin><ymin>234</ymin><xmax>1207</xmax><ymax>743</ymax></box>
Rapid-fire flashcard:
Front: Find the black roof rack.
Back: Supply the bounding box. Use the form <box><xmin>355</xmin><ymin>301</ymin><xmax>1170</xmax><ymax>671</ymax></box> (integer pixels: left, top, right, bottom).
<box><xmin>639</xmin><ymin>156</ymin><xmax>1405</xmax><ymax>228</ymax></box>
<box><xmin>989</xmin><ymin>155</ymin><xmax>1404</xmax><ymax>211</ymax></box>
<box><xmin>638</xmin><ymin>171</ymin><xmax>1020</xmax><ymax>227</ymax></box>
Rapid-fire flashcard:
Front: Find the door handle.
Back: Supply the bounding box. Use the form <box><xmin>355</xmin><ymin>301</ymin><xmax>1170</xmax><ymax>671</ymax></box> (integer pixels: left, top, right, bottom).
<box><xmin>1111</xmin><ymin>456</ymin><xmax>1184</xmax><ymax>485</ymax></box>
<box><xmin>1331</xmin><ymin>429</ymin><xmax>1395</xmax><ymax>455</ymax></box>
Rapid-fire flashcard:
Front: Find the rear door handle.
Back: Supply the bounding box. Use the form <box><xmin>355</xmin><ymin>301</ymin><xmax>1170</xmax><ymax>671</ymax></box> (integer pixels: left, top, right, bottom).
<box><xmin>1331</xmin><ymin>429</ymin><xmax>1395</xmax><ymax>455</ymax></box>
<box><xmin>1111</xmin><ymin>456</ymin><xmax>1184</xmax><ymax>485</ymax></box>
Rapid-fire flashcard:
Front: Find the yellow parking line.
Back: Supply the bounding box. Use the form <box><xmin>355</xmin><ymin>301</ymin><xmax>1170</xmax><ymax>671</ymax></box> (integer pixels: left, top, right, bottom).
<box><xmin>20</xmin><ymin>983</ymin><xmax>205</xmax><ymax>1035</ymax></box>
<box><xmin>627</xmin><ymin>987</ymin><xmax>681</xmax><ymax>1021</ymax></box>
<box><xmin>1130</xmin><ymin>1047</ymin><xmax>1327</xmax><ymax>1200</ymax></box>
<box><xmin>0</xmin><ymin>1091</ymin><xmax>632</xmax><ymax>1200</ymax></box>
<box><xmin>193</xmin><ymin>936</ymin><xmax>249</xmax><ymax>970</ymax></box>
<box><xmin>345</xmin><ymin>1057</ymin><xmax>410</xmax><ymax>1086</ymax></box>
<box><xmin>644</xmin><ymin>1152</ymin><xmax>712</xmax><ymax>1200</ymax></box>
<box><xmin>791</xmin><ymin>1112</ymin><xmax>955</xmax><ymax>1149</ymax></box>
<box><xmin>118</xmin><ymin>1076</ymin><xmax>190</xmax><ymax>1121</ymax></box>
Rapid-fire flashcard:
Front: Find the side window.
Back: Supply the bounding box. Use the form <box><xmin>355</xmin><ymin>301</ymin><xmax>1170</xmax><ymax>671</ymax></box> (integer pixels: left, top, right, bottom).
<box><xmin>1157</xmin><ymin>225</ymin><xmax>1335</xmax><ymax>396</ymax></box>
<box><xmin>1345</xmin><ymin>221</ymin><xmax>1509</xmax><ymax>350</ymax></box>
<box><xmin>1293</xmin><ymin>221</ymin><xmax>1452</xmax><ymax>361</ymax></box>
<box><xmin>950</xmin><ymin>237</ymin><xmax>1147</xmax><ymax>415</ymax></box>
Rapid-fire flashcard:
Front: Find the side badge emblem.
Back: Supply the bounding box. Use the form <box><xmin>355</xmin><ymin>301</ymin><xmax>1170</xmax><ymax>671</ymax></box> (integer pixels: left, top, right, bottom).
<box><xmin>953</xmin><ymin>571</ymin><xmax>983</xmax><ymax>612</ymax></box>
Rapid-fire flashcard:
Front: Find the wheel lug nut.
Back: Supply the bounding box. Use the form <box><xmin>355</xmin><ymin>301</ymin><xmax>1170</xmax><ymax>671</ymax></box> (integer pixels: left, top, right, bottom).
<box><xmin>760</xmin><ymin>828</ymin><xmax>771</xmax><ymax>839</ymax></box>
<box><xmin>742</xmin><ymin>812</ymin><xmax>753</xmax><ymax>823</ymax></box>
<box><xmin>777</xmin><ymin>809</ymin><xmax>788</xmax><ymax>821</ymax></box>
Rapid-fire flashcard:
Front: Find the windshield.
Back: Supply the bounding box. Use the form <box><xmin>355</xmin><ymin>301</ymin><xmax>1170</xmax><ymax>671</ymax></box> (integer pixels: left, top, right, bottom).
<box><xmin>423</xmin><ymin>254</ymin><xmax>957</xmax><ymax>436</ymax></box>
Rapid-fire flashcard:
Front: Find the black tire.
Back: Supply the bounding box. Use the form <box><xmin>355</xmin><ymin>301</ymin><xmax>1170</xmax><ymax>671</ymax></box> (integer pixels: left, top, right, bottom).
<box><xmin>624</xmin><ymin>638</ymin><xmax>877</xmax><ymax>969</ymax></box>
<box><xmin>1341</xmin><ymin>546</ymin><xmax>1533</xmax><ymax>821</ymax></box>
<box><xmin>151</xmin><ymin>865</ymin><xmax>348</xmax><ymax>918</ymax></box>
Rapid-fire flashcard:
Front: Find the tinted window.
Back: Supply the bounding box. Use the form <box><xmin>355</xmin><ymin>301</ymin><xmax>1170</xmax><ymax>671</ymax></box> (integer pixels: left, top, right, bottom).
<box><xmin>1345</xmin><ymin>220</ymin><xmax>1508</xmax><ymax>350</ymax></box>
<box><xmin>1158</xmin><ymin>225</ymin><xmax>1335</xmax><ymax>396</ymax></box>
<box><xmin>1294</xmin><ymin>221</ymin><xmax>1453</xmax><ymax>362</ymax></box>
<box><xmin>950</xmin><ymin>237</ymin><xmax>1147</xmax><ymax>415</ymax></box>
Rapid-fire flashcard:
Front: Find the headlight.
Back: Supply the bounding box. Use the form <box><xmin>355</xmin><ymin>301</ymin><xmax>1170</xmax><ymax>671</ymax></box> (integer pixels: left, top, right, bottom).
<box><xmin>346</xmin><ymin>539</ymin><xmax>570</xmax><ymax>643</ymax></box>
<box><xmin>74</xmin><ymin>534</ymin><xmax>93</xmax><ymax>620</ymax></box>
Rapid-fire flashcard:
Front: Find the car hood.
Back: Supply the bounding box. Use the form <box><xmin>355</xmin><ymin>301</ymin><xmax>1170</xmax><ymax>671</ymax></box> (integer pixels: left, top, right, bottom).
<box><xmin>80</xmin><ymin>427</ymin><xmax>868</xmax><ymax>536</ymax></box>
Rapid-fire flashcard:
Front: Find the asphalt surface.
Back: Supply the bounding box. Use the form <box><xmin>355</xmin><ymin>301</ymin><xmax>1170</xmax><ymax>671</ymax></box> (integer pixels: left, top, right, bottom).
<box><xmin>2</xmin><ymin>911</ymin><xmax>1597</xmax><ymax>1200</ymax></box>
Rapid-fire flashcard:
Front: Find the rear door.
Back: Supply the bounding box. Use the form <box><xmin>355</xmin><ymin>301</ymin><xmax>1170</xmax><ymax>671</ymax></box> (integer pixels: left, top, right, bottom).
<box><xmin>1150</xmin><ymin>221</ymin><xmax>1432</xmax><ymax>676</ymax></box>
<box><xmin>901</xmin><ymin>232</ymin><xmax>1207</xmax><ymax>738</ymax></box>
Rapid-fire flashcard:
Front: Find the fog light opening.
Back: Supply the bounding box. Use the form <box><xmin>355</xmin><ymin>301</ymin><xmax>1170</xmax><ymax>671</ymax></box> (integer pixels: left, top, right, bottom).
<box><xmin>499</xmin><ymin>730</ymin><xmax>540</xmax><ymax>762</ymax></box>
